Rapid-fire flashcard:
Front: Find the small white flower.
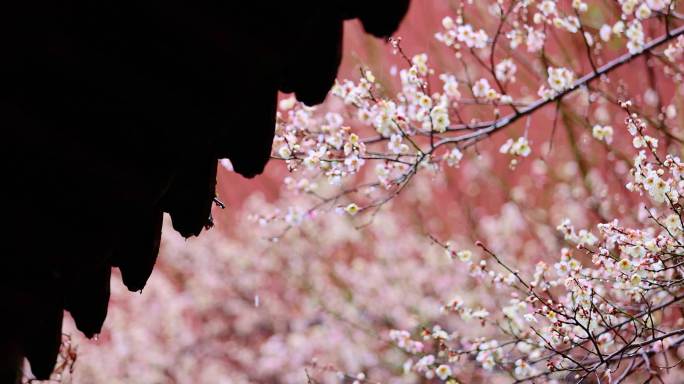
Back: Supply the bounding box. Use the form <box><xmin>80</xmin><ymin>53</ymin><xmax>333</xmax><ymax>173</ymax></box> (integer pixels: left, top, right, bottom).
<box><xmin>647</xmin><ymin>0</ymin><xmax>669</xmax><ymax>11</ymax></box>
<box><xmin>526</xmin><ymin>27</ymin><xmax>546</xmax><ymax>52</ymax></box>
<box><xmin>440</xmin><ymin>74</ymin><xmax>461</xmax><ymax>99</ymax></box>
<box><xmin>412</xmin><ymin>53</ymin><xmax>429</xmax><ymax>76</ymax></box>
<box><xmin>538</xmin><ymin>0</ymin><xmax>557</xmax><ymax>16</ymax></box>
<box><xmin>345</xmin><ymin>203</ymin><xmax>360</xmax><ymax>216</ymax></box>
<box><xmin>279</xmin><ymin>96</ymin><xmax>297</xmax><ymax>111</ymax></box>
<box><xmin>514</xmin><ymin>359</ymin><xmax>530</xmax><ymax>378</ymax></box>
<box><xmin>278</xmin><ymin>145</ymin><xmax>292</xmax><ymax>159</ymax></box>
<box><xmin>500</xmin><ymin>94</ymin><xmax>514</xmax><ymax>104</ymax></box>
<box><xmin>388</xmin><ymin>134</ymin><xmax>407</xmax><ymax>154</ymax></box>
<box><xmin>442</xmin><ymin>16</ymin><xmax>455</xmax><ymax>29</ymax></box>
<box><xmin>430</xmin><ymin>106</ymin><xmax>451</xmax><ymax>133</ymax></box>
<box><xmin>482</xmin><ymin>355</ymin><xmax>496</xmax><ymax>371</ymax></box>
<box><xmin>511</xmin><ymin>137</ymin><xmax>532</xmax><ymax>157</ymax></box>
<box><xmin>501</xmin><ymin>137</ymin><xmax>532</xmax><ymax>157</ymax></box>
<box><xmin>636</xmin><ymin>3</ymin><xmax>652</xmax><ymax>19</ymax></box>
<box><xmin>622</xmin><ymin>0</ymin><xmax>638</xmax><ymax>14</ymax></box>
<box><xmin>592</xmin><ymin>125</ymin><xmax>614</xmax><ymax>144</ymax></box>
<box><xmin>417</xmin><ymin>93</ymin><xmax>433</xmax><ymax>109</ymax></box>
<box><xmin>435</xmin><ymin>365</ymin><xmax>452</xmax><ymax>380</ymax></box>
<box><xmin>599</xmin><ymin>24</ymin><xmax>612</xmax><ymax>42</ymax></box>
<box><xmin>445</xmin><ymin>148</ymin><xmax>464</xmax><ymax>167</ymax></box>
<box><xmin>547</xmin><ymin>67</ymin><xmax>575</xmax><ymax>93</ymax></box>
<box><xmin>472</xmin><ymin>78</ymin><xmax>492</xmax><ymax>98</ymax></box>
<box><xmin>457</xmin><ymin>249</ymin><xmax>473</xmax><ymax>262</ymax></box>
<box><xmin>618</xmin><ymin>259</ymin><xmax>632</xmax><ymax>272</ymax></box>
<box><xmin>495</xmin><ymin>59</ymin><xmax>517</xmax><ymax>83</ymax></box>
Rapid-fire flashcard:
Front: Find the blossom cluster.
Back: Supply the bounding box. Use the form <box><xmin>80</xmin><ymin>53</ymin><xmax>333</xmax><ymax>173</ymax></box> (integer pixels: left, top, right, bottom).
<box><xmin>387</xmin><ymin>110</ymin><xmax>684</xmax><ymax>382</ymax></box>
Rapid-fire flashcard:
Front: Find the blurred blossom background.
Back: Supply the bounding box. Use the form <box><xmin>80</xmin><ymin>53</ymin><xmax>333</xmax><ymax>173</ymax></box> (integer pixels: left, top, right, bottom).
<box><xmin>37</xmin><ymin>0</ymin><xmax>684</xmax><ymax>382</ymax></box>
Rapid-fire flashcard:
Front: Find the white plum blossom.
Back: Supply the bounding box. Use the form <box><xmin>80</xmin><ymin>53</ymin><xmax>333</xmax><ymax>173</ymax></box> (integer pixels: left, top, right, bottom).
<box><xmin>622</xmin><ymin>0</ymin><xmax>639</xmax><ymax>15</ymax></box>
<box><xmin>647</xmin><ymin>0</ymin><xmax>669</xmax><ymax>11</ymax></box>
<box><xmin>636</xmin><ymin>3</ymin><xmax>652</xmax><ymax>19</ymax></box>
<box><xmin>277</xmin><ymin>145</ymin><xmax>292</xmax><ymax>159</ymax></box>
<box><xmin>592</xmin><ymin>125</ymin><xmax>614</xmax><ymax>144</ymax></box>
<box><xmin>599</xmin><ymin>24</ymin><xmax>612</xmax><ymax>42</ymax></box>
<box><xmin>525</xmin><ymin>27</ymin><xmax>546</xmax><ymax>52</ymax></box>
<box><xmin>547</xmin><ymin>67</ymin><xmax>575</xmax><ymax>93</ymax></box>
<box><xmin>388</xmin><ymin>134</ymin><xmax>408</xmax><ymax>154</ymax></box>
<box><xmin>664</xmin><ymin>35</ymin><xmax>684</xmax><ymax>62</ymax></box>
<box><xmin>538</xmin><ymin>0</ymin><xmax>556</xmax><ymax>16</ymax></box>
<box><xmin>472</xmin><ymin>78</ymin><xmax>492</xmax><ymax>98</ymax></box>
<box><xmin>514</xmin><ymin>359</ymin><xmax>530</xmax><ymax>378</ymax></box>
<box><xmin>412</xmin><ymin>53</ymin><xmax>429</xmax><ymax>76</ymax></box>
<box><xmin>444</xmin><ymin>147</ymin><xmax>463</xmax><ymax>167</ymax></box>
<box><xmin>440</xmin><ymin>73</ymin><xmax>461</xmax><ymax>100</ymax></box>
<box><xmin>430</xmin><ymin>106</ymin><xmax>451</xmax><ymax>133</ymax></box>
<box><xmin>500</xmin><ymin>137</ymin><xmax>532</xmax><ymax>157</ymax></box>
<box><xmin>435</xmin><ymin>364</ymin><xmax>452</xmax><ymax>380</ymax></box>
<box><xmin>495</xmin><ymin>59</ymin><xmax>517</xmax><ymax>83</ymax></box>
<box><xmin>625</xmin><ymin>20</ymin><xmax>645</xmax><ymax>53</ymax></box>
<box><xmin>345</xmin><ymin>203</ymin><xmax>360</xmax><ymax>216</ymax></box>
<box><xmin>455</xmin><ymin>24</ymin><xmax>489</xmax><ymax>49</ymax></box>
<box><xmin>456</xmin><ymin>249</ymin><xmax>472</xmax><ymax>263</ymax></box>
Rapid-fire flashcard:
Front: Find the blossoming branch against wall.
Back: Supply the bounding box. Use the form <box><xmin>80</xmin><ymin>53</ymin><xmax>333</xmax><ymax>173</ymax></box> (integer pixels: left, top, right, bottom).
<box><xmin>32</xmin><ymin>0</ymin><xmax>684</xmax><ymax>383</ymax></box>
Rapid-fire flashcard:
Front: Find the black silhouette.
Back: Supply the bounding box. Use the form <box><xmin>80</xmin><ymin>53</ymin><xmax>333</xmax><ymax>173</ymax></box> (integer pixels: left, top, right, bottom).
<box><xmin>1</xmin><ymin>1</ymin><xmax>410</xmax><ymax>382</ymax></box>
